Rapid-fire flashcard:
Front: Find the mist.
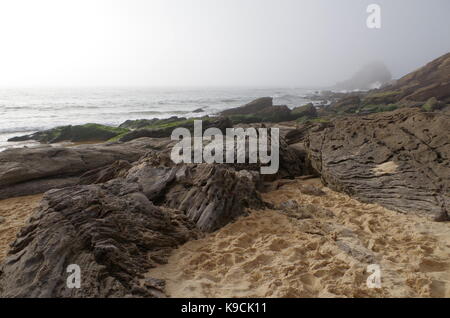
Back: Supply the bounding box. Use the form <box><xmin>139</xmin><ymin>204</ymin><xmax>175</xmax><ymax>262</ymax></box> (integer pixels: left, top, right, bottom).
<box><xmin>0</xmin><ymin>0</ymin><xmax>449</xmax><ymax>88</ymax></box>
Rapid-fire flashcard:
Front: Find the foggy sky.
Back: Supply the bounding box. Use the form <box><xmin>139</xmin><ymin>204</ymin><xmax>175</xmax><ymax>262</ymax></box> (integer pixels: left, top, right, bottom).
<box><xmin>0</xmin><ymin>0</ymin><xmax>449</xmax><ymax>88</ymax></box>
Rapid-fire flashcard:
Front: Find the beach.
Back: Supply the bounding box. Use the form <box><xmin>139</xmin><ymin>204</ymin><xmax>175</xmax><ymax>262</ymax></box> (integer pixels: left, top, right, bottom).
<box><xmin>147</xmin><ymin>178</ymin><xmax>450</xmax><ymax>298</ymax></box>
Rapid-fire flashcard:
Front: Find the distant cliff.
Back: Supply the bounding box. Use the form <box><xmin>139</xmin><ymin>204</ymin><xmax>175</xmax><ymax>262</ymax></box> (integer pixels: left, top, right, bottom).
<box><xmin>335</xmin><ymin>61</ymin><xmax>392</xmax><ymax>91</ymax></box>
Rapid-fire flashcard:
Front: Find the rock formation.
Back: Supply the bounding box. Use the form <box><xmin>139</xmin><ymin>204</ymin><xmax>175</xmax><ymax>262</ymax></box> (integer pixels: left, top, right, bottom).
<box><xmin>0</xmin><ymin>180</ymin><xmax>198</xmax><ymax>297</ymax></box>
<box><xmin>119</xmin><ymin>117</ymin><xmax>232</xmax><ymax>142</ymax></box>
<box><xmin>8</xmin><ymin>124</ymin><xmax>129</xmax><ymax>144</ymax></box>
<box><xmin>0</xmin><ymin>138</ymin><xmax>174</xmax><ymax>199</ymax></box>
<box><xmin>381</xmin><ymin>52</ymin><xmax>450</xmax><ymax>103</ymax></box>
<box><xmin>301</xmin><ymin>108</ymin><xmax>449</xmax><ymax>220</ymax></box>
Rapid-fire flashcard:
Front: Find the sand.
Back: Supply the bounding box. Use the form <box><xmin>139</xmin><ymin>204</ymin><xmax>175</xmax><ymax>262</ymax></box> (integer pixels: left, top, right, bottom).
<box><xmin>1</xmin><ymin>179</ymin><xmax>448</xmax><ymax>298</ymax></box>
<box><xmin>0</xmin><ymin>194</ymin><xmax>43</xmax><ymax>263</ymax></box>
<box><xmin>147</xmin><ymin>178</ymin><xmax>450</xmax><ymax>298</ymax></box>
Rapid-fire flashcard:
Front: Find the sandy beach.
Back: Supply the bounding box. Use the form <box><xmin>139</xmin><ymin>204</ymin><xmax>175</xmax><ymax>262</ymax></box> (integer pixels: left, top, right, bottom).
<box><xmin>147</xmin><ymin>179</ymin><xmax>450</xmax><ymax>298</ymax></box>
<box><xmin>0</xmin><ymin>194</ymin><xmax>43</xmax><ymax>262</ymax></box>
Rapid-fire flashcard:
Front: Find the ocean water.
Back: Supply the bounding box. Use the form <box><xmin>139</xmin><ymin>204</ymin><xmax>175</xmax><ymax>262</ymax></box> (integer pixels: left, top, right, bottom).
<box><xmin>0</xmin><ymin>87</ymin><xmax>315</xmax><ymax>151</ymax></box>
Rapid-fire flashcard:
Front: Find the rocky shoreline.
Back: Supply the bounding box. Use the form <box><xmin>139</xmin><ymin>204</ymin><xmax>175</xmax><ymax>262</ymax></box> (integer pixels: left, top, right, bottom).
<box><xmin>0</xmin><ymin>53</ymin><xmax>449</xmax><ymax>297</ymax></box>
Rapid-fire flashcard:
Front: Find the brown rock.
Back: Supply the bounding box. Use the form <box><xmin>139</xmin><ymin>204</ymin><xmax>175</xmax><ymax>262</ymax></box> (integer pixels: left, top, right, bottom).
<box><xmin>0</xmin><ymin>179</ymin><xmax>198</xmax><ymax>298</ymax></box>
<box><xmin>304</xmin><ymin>108</ymin><xmax>450</xmax><ymax>219</ymax></box>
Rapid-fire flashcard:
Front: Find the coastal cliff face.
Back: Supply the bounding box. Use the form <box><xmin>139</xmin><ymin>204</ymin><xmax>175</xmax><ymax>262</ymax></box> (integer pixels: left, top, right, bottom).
<box><xmin>383</xmin><ymin>52</ymin><xmax>450</xmax><ymax>103</ymax></box>
<box><xmin>0</xmin><ymin>53</ymin><xmax>449</xmax><ymax>298</ymax></box>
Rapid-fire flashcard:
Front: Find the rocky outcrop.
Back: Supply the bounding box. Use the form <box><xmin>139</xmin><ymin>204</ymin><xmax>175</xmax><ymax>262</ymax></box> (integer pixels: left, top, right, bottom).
<box><xmin>96</xmin><ymin>152</ymin><xmax>266</xmax><ymax>232</ymax></box>
<box><xmin>0</xmin><ymin>151</ymin><xmax>270</xmax><ymax>297</ymax></box>
<box><xmin>291</xmin><ymin>103</ymin><xmax>317</xmax><ymax>120</ymax></box>
<box><xmin>219</xmin><ymin>97</ymin><xmax>296</xmax><ymax>124</ymax></box>
<box><xmin>119</xmin><ymin>116</ymin><xmax>188</xmax><ymax>130</ymax></box>
<box><xmin>382</xmin><ymin>52</ymin><xmax>450</xmax><ymax>103</ymax></box>
<box><xmin>119</xmin><ymin>117</ymin><xmax>232</xmax><ymax>142</ymax></box>
<box><xmin>8</xmin><ymin>124</ymin><xmax>129</xmax><ymax>144</ymax></box>
<box><xmin>0</xmin><ymin>138</ymin><xmax>174</xmax><ymax>199</ymax></box>
<box><xmin>220</xmin><ymin>97</ymin><xmax>274</xmax><ymax>116</ymax></box>
<box><xmin>329</xmin><ymin>95</ymin><xmax>361</xmax><ymax>114</ymax></box>
<box><xmin>0</xmin><ymin>179</ymin><xmax>198</xmax><ymax>297</ymax></box>
<box><xmin>302</xmin><ymin>108</ymin><xmax>449</xmax><ymax>220</ymax></box>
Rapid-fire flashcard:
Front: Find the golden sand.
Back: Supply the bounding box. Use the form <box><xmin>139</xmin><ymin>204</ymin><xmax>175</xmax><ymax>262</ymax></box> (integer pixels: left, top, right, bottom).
<box><xmin>147</xmin><ymin>179</ymin><xmax>450</xmax><ymax>298</ymax></box>
<box><xmin>0</xmin><ymin>194</ymin><xmax>43</xmax><ymax>263</ymax></box>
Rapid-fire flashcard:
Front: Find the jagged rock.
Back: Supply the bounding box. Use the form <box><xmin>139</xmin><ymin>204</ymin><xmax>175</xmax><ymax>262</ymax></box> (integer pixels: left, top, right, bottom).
<box><xmin>0</xmin><ymin>138</ymin><xmax>174</xmax><ymax>199</ymax></box>
<box><xmin>192</xmin><ymin>108</ymin><xmax>204</xmax><ymax>113</ymax></box>
<box><xmin>0</xmin><ymin>179</ymin><xmax>198</xmax><ymax>298</ymax></box>
<box><xmin>121</xmin><ymin>153</ymin><xmax>265</xmax><ymax>232</ymax></box>
<box><xmin>80</xmin><ymin>160</ymin><xmax>132</xmax><ymax>185</ymax></box>
<box><xmin>304</xmin><ymin>108</ymin><xmax>450</xmax><ymax>220</ymax></box>
<box><xmin>8</xmin><ymin>124</ymin><xmax>129</xmax><ymax>144</ymax></box>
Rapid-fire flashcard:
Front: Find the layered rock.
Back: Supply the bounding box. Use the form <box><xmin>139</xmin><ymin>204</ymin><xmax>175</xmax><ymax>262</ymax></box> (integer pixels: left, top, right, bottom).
<box><xmin>302</xmin><ymin>108</ymin><xmax>449</xmax><ymax>220</ymax></box>
<box><xmin>382</xmin><ymin>52</ymin><xmax>450</xmax><ymax>103</ymax></box>
<box><xmin>85</xmin><ymin>152</ymin><xmax>266</xmax><ymax>232</ymax></box>
<box><xmin>0</xmin><ymin>180</ymin><xmax>198</xmax><ymax>297</ymax></box>
<box><xmin>0</xmin><ymin>138</ymin><xmax>174</xmax><ymax>199</ymax></box>
<box><xmin>8</xmin><ymin>124</ymin><xmax>129</xmax><ymax>144</ymax></box>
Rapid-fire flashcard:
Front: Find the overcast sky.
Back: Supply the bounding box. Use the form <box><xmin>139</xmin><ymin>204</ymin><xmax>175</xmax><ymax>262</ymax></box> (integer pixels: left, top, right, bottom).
<box><xmin>0</xmin><ymin>0</ymin><xmax>449</xmax><ymax>87</ymax></box>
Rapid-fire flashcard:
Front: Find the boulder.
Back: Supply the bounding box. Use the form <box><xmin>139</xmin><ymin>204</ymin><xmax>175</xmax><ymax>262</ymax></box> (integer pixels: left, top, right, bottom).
<box><xmin>329</xmin><ymin>95</ymin><xmax>361</xmax><ymax>114</ymax></box>
<box><xmin>304</xmin><ymin>108</ymin><xmax>449</xmax><ymax>220</ymax></box>
<box><xmin>254</xmin><ymin>105</ymin><xmax>292</xmax><ymax>122</ymax></box>
<box><xmin>291</xmin><ymin>103</ymin><xmax>317</xmax><ymax>119</ymax></box>
<box><xmin>220</xmin><ymin>97</ymin><xmax>273</xmax><ymax>116</ymax></box>
<box><xmin>0</xmin><ymin>179</ymin><xmax>198</xmax><ymax>297</ymax></box>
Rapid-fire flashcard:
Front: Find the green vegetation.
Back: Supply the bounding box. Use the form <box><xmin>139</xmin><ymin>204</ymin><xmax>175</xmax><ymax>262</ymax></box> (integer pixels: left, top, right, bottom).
<box><xmin>422</xmin><ymin>97</ymin><xmax>441</xmax><ymax>111</ymax></box>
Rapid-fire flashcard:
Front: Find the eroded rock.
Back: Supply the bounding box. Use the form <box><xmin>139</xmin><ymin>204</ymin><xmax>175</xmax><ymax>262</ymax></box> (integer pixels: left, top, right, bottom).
<box><xmin>0</xmin><ymin>138</ymin><xmax>173</xmax><ymax>199</ymax></box>
<box><xmin>0</xmin><ymin>179</ymin><xmax>198</xmax><ymax>298</ymax></box>
<box><xmin>304</xmin><ymin>108</ymin><xmax>450</xmax><ymax>219</ymax></box>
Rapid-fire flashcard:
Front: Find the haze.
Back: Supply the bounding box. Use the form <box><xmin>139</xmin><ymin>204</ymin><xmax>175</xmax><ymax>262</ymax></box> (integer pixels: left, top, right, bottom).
<box><xmin>0</xmin><ymin>0</ymin><xmax>449</xmax><ymax>88</ymax></box>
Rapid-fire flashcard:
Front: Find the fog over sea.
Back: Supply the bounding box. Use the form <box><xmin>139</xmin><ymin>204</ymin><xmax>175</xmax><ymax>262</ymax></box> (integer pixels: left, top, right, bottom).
<box><xmin>0</xmin><ymin>87</ymin><xmax>316</xmax><ymax>151</ymax></box>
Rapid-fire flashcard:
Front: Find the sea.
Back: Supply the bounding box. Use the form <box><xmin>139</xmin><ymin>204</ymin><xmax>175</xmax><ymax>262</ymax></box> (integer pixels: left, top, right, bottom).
<box><xmin>0</xmin><ymin>87</ymin><xmax>317</xmax><ymax>151</ymax></box>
